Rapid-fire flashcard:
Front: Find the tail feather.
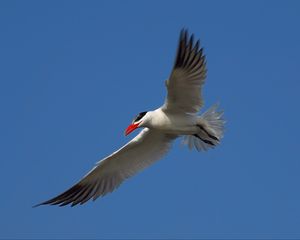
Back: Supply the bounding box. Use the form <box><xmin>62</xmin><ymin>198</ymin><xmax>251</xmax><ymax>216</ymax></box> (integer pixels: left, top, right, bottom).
<box><xmin>182</xmin><ymin>104</ymin><xmax>225</xmax><ymax>152</ymax></box>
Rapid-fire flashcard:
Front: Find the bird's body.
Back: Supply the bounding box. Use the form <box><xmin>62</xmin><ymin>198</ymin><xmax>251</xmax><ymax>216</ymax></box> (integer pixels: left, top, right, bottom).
<box><xmin>35</xmin><ymin>29</ymin><xmax>225</xmax><ymax>207</ymax></box>
<box><xmin>144</xmin><ymin>108</ymin><xmax>198</xmax><ymax>135</ymax></box>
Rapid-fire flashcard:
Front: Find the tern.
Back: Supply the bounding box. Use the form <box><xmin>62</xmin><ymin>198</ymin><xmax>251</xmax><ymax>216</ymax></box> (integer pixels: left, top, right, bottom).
<box><xmin>36</xmin><ymin>29</ymin><xmax>225</xmax><ymax>207</ymax></box>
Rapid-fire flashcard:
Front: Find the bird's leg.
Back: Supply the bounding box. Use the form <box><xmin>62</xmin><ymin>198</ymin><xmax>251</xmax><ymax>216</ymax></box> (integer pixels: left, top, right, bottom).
<box><xmin>193</xmin><ymin>134</ymin><xmax>215</xmax><ymax>146</ymax></box>
<box><xmin>197</xmin><ymin>124</ymin><xmax>219</xmax><ymax>141</ymax></box>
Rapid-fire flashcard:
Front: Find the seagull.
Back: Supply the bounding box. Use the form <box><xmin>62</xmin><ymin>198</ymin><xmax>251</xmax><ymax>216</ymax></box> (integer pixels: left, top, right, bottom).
<box><xmin>35</xmin><ymin>29</ymin><xmax>225</xmax><ymax>207</ymax></box>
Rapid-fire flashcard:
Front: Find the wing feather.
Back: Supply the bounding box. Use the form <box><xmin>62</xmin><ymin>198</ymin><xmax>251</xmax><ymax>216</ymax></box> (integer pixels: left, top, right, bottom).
<box><xmin>35</xmin><ymin>129</ymin><xmax>176</xmax><ymax>207</ymax></box>
<box><xmin>163</xmin><ymin>29</ymin><xmax>207</xmax><ymax>114</ymax></box>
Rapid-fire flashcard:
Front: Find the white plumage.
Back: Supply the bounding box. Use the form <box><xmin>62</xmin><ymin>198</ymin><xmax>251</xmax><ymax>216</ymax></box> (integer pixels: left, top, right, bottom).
<box><xmin>36</xmin><ymin>29</ymin><xmax>225</xmax><ymax>207</ymax></box>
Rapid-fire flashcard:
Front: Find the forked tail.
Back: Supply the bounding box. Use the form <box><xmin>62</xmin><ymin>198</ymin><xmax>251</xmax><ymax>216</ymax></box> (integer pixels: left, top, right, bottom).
<box><xmin>182</xmin><ymin>104</ymin><xmax>225</xmax><ymax>151</ymax></box>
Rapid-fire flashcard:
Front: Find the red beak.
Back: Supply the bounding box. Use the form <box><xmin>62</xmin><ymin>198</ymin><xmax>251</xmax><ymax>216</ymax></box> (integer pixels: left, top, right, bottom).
<box><xmin>125</xmin><ymin>123</ymin><xmax>139</xmax><ymax>136</ymax></box>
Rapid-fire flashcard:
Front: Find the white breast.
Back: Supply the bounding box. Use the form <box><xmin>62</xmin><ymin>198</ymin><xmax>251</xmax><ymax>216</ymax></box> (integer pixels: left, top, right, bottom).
<box><xmin>148</xmin><ymin>108</ymin><xmax>198</xmax><ymax>135</ymax></box>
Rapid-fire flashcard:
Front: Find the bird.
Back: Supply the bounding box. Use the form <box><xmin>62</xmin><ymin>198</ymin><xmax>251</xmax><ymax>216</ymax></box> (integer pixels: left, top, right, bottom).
<box><xmin>35</xmin><ymin>29</ymin><xmax>225</xmax><ymax>207</ymax></box>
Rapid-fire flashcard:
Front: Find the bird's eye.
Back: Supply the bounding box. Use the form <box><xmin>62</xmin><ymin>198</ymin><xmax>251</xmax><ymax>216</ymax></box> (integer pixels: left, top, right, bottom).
<box><xmin>133</xmin><ymin>111</ymin><xmax>147</xmax><ymax>123</ymax></box>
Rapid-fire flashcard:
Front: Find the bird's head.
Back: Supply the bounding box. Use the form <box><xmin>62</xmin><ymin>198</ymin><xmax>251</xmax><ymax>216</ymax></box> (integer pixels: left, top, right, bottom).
<box><xmin>125</xmin><ymin>111</ymin><xmax>148</xmax><ymax>136</ymax></box>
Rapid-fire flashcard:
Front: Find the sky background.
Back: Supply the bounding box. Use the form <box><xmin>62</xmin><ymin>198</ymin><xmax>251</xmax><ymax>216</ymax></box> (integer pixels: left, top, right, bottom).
<box><xmin>1</xmin><ymin>0</ymin><xmax>300</xmax><ymax>239</ymax></box>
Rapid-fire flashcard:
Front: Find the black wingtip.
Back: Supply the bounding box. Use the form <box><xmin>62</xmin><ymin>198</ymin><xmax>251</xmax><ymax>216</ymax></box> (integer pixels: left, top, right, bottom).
<box><xmin>32</xmin><ymin>198</ymin><xmax>57</xmax><ymax>208</ymax></box>
<box><xmin>174</xmin><ymin>28</ymin><xmax>206</xmax><ymax>72</ymax></box>
<box><xmin>32</xmin><ymin>182</ymin><xmax>98</xmax><ymax>207</ymax></box>
<box><xmin>32</xmin><ymin>202</ymin><xmax>45</xmax><ymax>208</ymax></box>
<box><xmin>180</xmin><ymin>27</ymin><xmax>189</xmax><ymax>35</ymax></box>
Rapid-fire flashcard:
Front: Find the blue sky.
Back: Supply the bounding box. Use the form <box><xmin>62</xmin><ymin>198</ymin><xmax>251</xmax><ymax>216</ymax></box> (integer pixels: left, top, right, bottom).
<box><xmin>1</xmin><ymin>0</ymin><xmax>300</xmax><ymax>239</ymax></box>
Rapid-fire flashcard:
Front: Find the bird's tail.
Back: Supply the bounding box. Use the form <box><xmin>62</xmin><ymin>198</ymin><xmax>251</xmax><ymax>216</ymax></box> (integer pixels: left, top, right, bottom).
<box><xmin>182</xmin><ymin>104</ymin><xmax>225</xmax><ymax>151</ymax></box>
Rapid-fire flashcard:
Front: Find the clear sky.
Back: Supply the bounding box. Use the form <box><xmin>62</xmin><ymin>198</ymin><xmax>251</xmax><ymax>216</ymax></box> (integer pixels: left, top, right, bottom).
<box><xmin>1</xmin><ymin>0</ymin><xmax>300</xmax><ymax>239</ymax></box>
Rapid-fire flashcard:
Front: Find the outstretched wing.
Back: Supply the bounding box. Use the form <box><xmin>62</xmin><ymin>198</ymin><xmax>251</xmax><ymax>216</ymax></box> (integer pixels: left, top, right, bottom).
<box><xmin>163</xmin><ymin>29</ymin><xmax>207</xmax><ymax>114</ymax></box>
<box><xmin>35</xmin><ymin>129</ymin><xmax>176</xmax><ymax>207</ymax></box>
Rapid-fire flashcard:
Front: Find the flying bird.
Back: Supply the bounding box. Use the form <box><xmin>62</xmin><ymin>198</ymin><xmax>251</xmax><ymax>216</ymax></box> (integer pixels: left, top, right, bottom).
<box><xmin>35</xmin><ymin>29</ymin><xmax>225</xmax><ymax>207</ymax></box>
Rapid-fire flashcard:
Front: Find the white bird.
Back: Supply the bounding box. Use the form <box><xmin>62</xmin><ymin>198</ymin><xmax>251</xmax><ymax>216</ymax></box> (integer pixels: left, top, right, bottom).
<box><xmin>35</xmin><ymin>29</ymin><xmax>225</xmax><ymax>207</ymax></box>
